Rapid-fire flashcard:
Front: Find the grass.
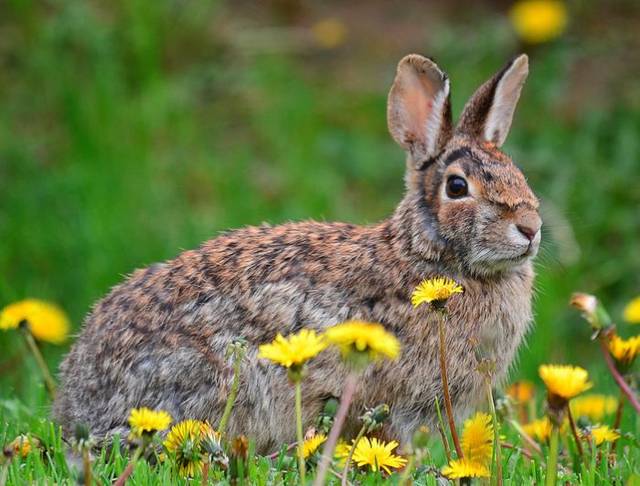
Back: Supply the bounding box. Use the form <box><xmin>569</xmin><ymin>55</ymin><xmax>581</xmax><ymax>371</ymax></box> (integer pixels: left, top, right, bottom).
<box><xmin>1</xmin><ymin>0</ymin><xmax>640</xmax><ymax>483</ymax></box>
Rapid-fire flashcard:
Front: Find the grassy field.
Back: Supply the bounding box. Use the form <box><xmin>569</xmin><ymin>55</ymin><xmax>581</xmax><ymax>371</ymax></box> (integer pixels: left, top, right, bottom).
<box><xmin>1</xmin><ymin>0</ymin><xmax>640</xmax><ymax>483</ymax></box>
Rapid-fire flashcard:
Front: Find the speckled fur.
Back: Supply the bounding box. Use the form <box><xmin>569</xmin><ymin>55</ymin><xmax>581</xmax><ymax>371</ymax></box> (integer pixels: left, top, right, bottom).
<box><xmin>53</xmin><ymin>54</ymin><xmax>540</xmax><ymax>452</ymax></box>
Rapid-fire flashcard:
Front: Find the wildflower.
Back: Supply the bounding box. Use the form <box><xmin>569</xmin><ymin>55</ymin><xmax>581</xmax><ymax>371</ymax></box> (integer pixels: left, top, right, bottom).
<box><xmin>587</xmin><ymin>425</ymin><xmax>620</xmax><ymax>446</ymax></box>
<box><xmin>164</xmin><ymin>420</ymin><xmax>216</xmax><ymax>477</ymax></box>
<box><xmin>624</xmin><ymin>296</ymin><xmax>640</xmax><ymax>324</ymax></box>
<box><xmin>0</xmin><ymin>299</ymin><xmax>69</xmax><ymax>344</ymax></box>
<box><xmin>608</xmin><ymin>334</ymin><xmax>640</xmax><ymax>366</ymax></box>
<box><xmin>8</xmin><ymin>435</ymin><xmax>39</xmax><ymax>458</ymax></box>
<box><xmin>570</xmin><ymin>293</ymin><xmax>598</xmax><ymax>317</ymax></box>
<box><xmin>539</xmin><ymin>364</ymin><xmax>592</xmax><ymax>406</ymax></box>
<box><xmin>128</xmin><ymin>407</ymin><xmax>172</xmax><ymax>437</ymax></box>
<box><xmin>325</xmin><ymin>320</ymin><xmax>400</xmax><ymax>362</ymax></box>
<box><xmin>350</xmin><ymin>437</ymin><xmax>407</xmax><ymax>474</ymax></box>
<box><xmin>411</xmin><ymin>277</ymin><xmax>463</xmax><ymax>308</ymax></box>
<box><xmin>334</xmin><ymin>440</ymin><xmax>351</xmax><ymax>467</ymax></box>
<box><xmin>570</xmin><ymin>394</ymin><xmax>618</xmax><ymax>422</ymax></box>
<box><xmin>522</xmin><ymin>417</ymin><xmax>553</xmax><ymax>442</ymax></box>
<box><xmin>509</xmin><ymin>0</ymin><xmax>568</xmax><ymax>44</ymax></box>
<box><xmin>506</xmin><ymin>380</ymin><xmax>535</xmax><ymax>403</ymax></box>
<box><xmin>460</xmin><ymin>412</ymin><xmax>493</xmax><ymax>464</ymax></box>
<box><xmin>442</xmin><ymin>458</ymin><xmax>490</xmax><ymax>479</ymax></box>
<box><xmin>258</xmin><ymin>329</ymin><xmax>326</xmax><ymax>371</ymax></box>
<box><xmin>311</xmin><ymin>18</ymin><xmax>347</xmax><ymax>49</ymax></box>
<box><xmin>302</xmin><ymin>433</ymin><xmax>326</xmax><ymax>459</ymax></box>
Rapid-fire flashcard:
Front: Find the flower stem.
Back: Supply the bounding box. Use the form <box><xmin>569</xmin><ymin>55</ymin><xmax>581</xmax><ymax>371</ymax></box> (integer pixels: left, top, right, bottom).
<box><xmin>611</xmin><ymin>393</ymin><xmax>624</xmax><ymax>454</ymax></box>
<box><xmin>313</xmin><ymin>371</ymin><xmax>358</xmax><ymax>486</ymax></box>
<box><xmin>20</xmin><ymin>326</ymin><xmax>56</xmax><ymax>399</ymax></box>
<box><xmin>82</xmin><ymin>447</ymin><xmax>92</xmax><ymax>486</ymax></box>
<box><xmin>218</xmin><ymin>348</ymin><xmax>243</xmax><ymax>435</ymax></box>
<box><xmin>545</xmin><ymin>426</ymin><xmax>559</xmax><ymax>486</ymax></box>
<box><xmin>566</xmin><ymin>406</ymin><xmax>586</xmax><ymax>468</ymax></box>
<box><xmin>114</xmin><ymin>444</ymin><xmax>144</xmax><ymax>486</ymax></box>
<box><xmin>295</xmin><ymin>380</ymin><xmax>306</xmax><ymax>486</ymax></box>
<box><xmin>397</xmin><ymin>454</ymin><xmax>415</xmax><ymax>486</ymax></box>
<box><xmin>341</xmin><ymin>424</ymin><xmax>366</xmax><ymax>486</ymax></box>
<box><xmin>437</xmin><ymin>312</ymin><xmax>463</xmax><ymax>459</ymax></box>
<box><xmin>486</xmin><ymin>382</ymin><xmax>502</xmax><ymax>486</ymax></box>
<box><xmin>598</xmin><ymin>338</ymin><xmax>640</xmax><ymax>414</ymax></box>
<box><xmin>508</xmin><ymin>419</ymin><xmax>542</xmax><ymax>455</ymax></box>
<box><xmin>434</xmin><ymin>396</ymin><xmax>451</xmax><ymax>462</ymax></box>
<box><xmin>201</xmin><ymin>461</ymin><xmax>210</xmax><ymax>486</ymax></box>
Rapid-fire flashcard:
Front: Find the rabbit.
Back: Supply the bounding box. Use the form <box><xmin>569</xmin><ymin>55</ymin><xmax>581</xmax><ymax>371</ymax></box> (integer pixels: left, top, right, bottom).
<box><xmin>53</xmin><ymin>53</ymin><xmax>541</xmax><ymax>452</ymax></box>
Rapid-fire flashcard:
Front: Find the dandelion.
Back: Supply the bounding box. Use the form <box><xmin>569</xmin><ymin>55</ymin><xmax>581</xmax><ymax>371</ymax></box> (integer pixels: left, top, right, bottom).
<box><xmin>570</xmin><ymin>394</ymin><xmax>618</xmax><ymax>422</ymax></box>
<box><xmin>461</xmin><ymin>412</ymin><xmax>493</xmax><ymax>464</ymax></box>
<box><xmin>334</xmin><ymin>440</ymin><xmax>351</xmax><ymax>468</ymax></box>
<box><xmin>164</xmin><ymin>420</ymin><xmax>217</xmax><ymax>477</ymax></box>
<box><xmin>522</xmin><ymin>417</ymin><xmax>553</xmax><ymax>443</ymax></box>
<box><xmin>509</xmin><ymin>0</ymin><xmax>568</xmax><ymax>44</ymax></box>
<box><xmin>411</xmin><ymin>277</ymin><xmax>463</xmax><ymax>308</ymax></box>
<box><xmin>302</xmin><ymin>433</ymin><xmax>326</xmax><ymax>459</ymax></box>
<box><xmin>311</xmin><ymin>18</ymin><xmax>347</xmax><ymax>49</ymax></box>
<box><xmin>7</xmin><ymin>435</ymin><xmax>38</xmax><ymax>458</ymax></box>
<box><xmin>608</xmin><ymin>334</ymin><xmax>640</xmax><ymax>366</ymax></box>
<box><xmin>258</xmin><ymin>329</ymin><xmax>327</xmax><ymax>371</ymax></box>
<box><xmin>539</xmin><ymin>364</ymin><xmax>592</xmax><ymax>405</ymax></box>
<box><xmin>260</xmin><ymin>329</ymin><xmax>327</xmax><ymax>485</ymax></box>
<box><xmin>442</xmin><ymin>459</ymin><xmax>490</xmax><ymax>479</ymax></box>
<box><xmin>128</xmin><ymin>407</ymin><xmax>172</xmax><ymax>437</ymax></box>
<box><xmin>314</xmin><ymin>322</ymin><xmax>400</xmax><ymax>485</ymax></box>
<box><xmin>506</xmin><ymin>380</ymin><xmax>535</xmax><ymax>403</ymax></box>
<box><xmin>325</xmin><ymin>320</ymin><xmax>399</xmax><ymax>362</ymax></box>
<box><xmin>349</xmin><ymin>437</ymin><xmax>406</xmax><ymax>474</ymax></box>
<box><xmin>0</xmin><ymin>299</ymin><xmax>69</xmax><ymax>344</ymax></box>
<box><xmin>624</xmin><ymin>296</ymin><xmax>640</xmax><ymax>324</ymax></box>
<box><xmin>587</xmin><ymin>425</ymin><xmax>620</xmax><ymax>446</ymax></box>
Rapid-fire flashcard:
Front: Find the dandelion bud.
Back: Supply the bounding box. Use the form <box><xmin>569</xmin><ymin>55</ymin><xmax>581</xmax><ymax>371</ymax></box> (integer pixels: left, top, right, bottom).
<box><xmin>570</xmin><ymin>293</ymin><xmax>612</xmax><ymax>330</ymax></box>
<box><xmin>360</xmin><ymin>404</ymin><xmax>390</xmax><ymax>432</ymax></box>
<box><xmin>74</xmin><ymin>423</ymin><xmax>90</xmax><ymax>443</ymax></box>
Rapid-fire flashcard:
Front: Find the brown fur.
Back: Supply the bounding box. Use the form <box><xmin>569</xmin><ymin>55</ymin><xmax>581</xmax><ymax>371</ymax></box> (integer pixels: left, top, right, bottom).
<box><xmin>53</xmin><ymin>54</ymin><xmax>541</xmax><ymax>452</ymax></box>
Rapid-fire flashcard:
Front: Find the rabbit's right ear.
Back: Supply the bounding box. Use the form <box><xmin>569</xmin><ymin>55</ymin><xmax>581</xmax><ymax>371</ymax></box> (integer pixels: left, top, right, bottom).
<box><xmin>387</xmin><ymin>55</ymin><xmax>452</xmax><ymax>168</ymax></box>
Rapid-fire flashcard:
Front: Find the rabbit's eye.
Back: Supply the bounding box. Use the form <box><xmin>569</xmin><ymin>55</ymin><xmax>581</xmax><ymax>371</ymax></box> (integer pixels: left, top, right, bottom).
<box><xmin>446</xmin><ymin>176</ymin><xmax>468</xmax><ymax>198</ymax></box>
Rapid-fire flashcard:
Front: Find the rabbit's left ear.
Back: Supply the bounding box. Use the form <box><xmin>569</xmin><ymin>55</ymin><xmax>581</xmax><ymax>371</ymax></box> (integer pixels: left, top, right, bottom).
<box><xmin>457</xmin><ymin>54</ymin><xmax>528</xmax><ymax>147</ymax></box>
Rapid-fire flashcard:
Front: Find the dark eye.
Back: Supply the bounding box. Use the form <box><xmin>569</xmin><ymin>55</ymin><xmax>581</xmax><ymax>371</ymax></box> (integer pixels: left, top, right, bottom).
<box><xmin>446</xmin><ymin>176</ymin><xmax>468</xmax><ymax>198</ymax></box>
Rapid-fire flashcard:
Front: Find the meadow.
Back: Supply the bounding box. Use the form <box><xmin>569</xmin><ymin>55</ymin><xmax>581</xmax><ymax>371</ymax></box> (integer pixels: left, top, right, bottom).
<box><xmin>1</xmin><ymin>0</ymin><xmax>640</xmax><ymax>483</ymax></box>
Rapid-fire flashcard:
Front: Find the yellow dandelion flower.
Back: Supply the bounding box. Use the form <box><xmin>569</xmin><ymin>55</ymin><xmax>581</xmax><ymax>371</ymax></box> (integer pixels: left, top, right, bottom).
<box><xmin>302</xmin><ymin>433</ymin><xmax>326</xmax><ymax>459</ymax></box>
<box><xmin>334</xmin><ymin>439</ymin><xmax>351</xmax><ymax>467</ymax></box>
<box><xmin>624</xmin><ymin>296</ymin><xmax>640</xmax><ymax>324</ymax></box>
<box><xmin>258</xmin><ymin>329</ymin><xmax>327</xmax><ymax>369</ymax></box>
<box><xmin>461</xmin><ymin>412</ymin><xmax>493</xmax><ymax>465</ymax></box>
<box><xmin>8</xmin><ymin>435</ymin><xmax>39</xmax><ymax>458</ymax></box>
<box><xmin>522</xmin><ymin>417</ymin><xmax>553</xmax><ymax>442</ymax></box>
<box><xmin>351</xmin><ymin>437</ymin><xmax>407</xmax><ymax>474</ymax></box>
<box><xmin>608</xmin><ymin>334</ymin><xmax>640</xmax><ymax>365</ymax></box>
<box><xmin>442</xmin><ymin>459</ymin><xmax>490</xmax><ymax>479</ymax></box>
<box><xmin>509</xmin><ymin>0</ymin><xmax>568</xmax><ymax>44</ymax></box>
<box><xmin>588</xmin><ymin>425</ymin><xmax>620</xmax><ymax>446</ymax></box>
<box><xmin>0</xmin><ymin>299</ymin><xmax>70</xmax><ymax>344</ymax></box>
<box><xmin>311</xmin><ymin>18</ymin><xmax>347</xmax><ymax>49</ymax></box>
<box><xmin>164</xmin><ymin>420</ymin><xmax>216</xmax><ymax>476</ymax></box>
<box><xmin>539</xmin><ymin>364</ymin><xmax>592</xmax><ymax>402</ymax></box>
<box><xmin>411</xmin><ymin>277</ymin><xmax>463</xmax><ymax>308</ymax></box>
<box><xmin>570</xmin><ymin>394</ymin><xmax>618</xmax><ymax>422</ymax></box>
<box><xmin>506</xmin><ymin>380</ymin><xmax>536</xmax><ymax>403</ymax></box>
<box><xmin>325</xmin><ymin>320</ymin><xmax>400</xmax><ymax>361</ymax></box>
<box><xmin>128</xmin><ymin>407</ymin><xmax>172</xmax><ymax>436</ymax></box>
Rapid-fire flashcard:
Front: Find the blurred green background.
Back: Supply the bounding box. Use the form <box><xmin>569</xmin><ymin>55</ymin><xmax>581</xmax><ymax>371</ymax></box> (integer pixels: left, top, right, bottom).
<box><xmin>1</xmin><ymin>0</ymin><xmax>639</xmax><ymax>406</ymax></box>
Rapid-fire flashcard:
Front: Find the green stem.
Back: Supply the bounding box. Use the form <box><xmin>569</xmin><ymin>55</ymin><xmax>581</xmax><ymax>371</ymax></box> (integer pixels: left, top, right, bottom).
<box><xmin>397</xmin><ymin>454</ymin><xmax>416</xmax><ymax>486</ymax></box>
<box><xmin>508</xmin><ymin>419</ymin><xmax>542</xmax><ymax>455</ymax></box>
<box><xmin>114</xmin><ymin>444</ymin><xmax>144</xmax><ymax>486</ymax></box>
<box><xmin>434</xmin><ymin>396</ymin><xmax>451</xmax><ymax>463</ymax></box>
<box><xmin>545</xmin><ymin>426</ymin><xmax>559</xmax><ymax>486</ymax></box>
<box><xmin>566</xmin><ymin>406</ymin><xmax>587</xmax><ymax>470</ymax></box>
<box><xmin>295</xmin><ymin>380</ymin><xmax>306</xmax><ymax>486</ymax></box>
<box><xmin>341</xmin><ymin>425</ymin><xmax>366</xmax><ymax>486</ymax></box>
<box><xmin>218</xmin><ymin>351</ymin><xmax>243</xmax><ymax>435</ymax></box>
<box><xmin>486</xmin><ymin>382</ymin><xmax>502</xmax><ymax>486</ymax></box>
<box><xmin>0</xmin><ymin>461</ymin><xmax>9</xmax><ymax>486</ymax></box>
<box><xmin>20</xmin><ymin>326</ymin><xmax>56</xmax><ymax>399</ymax></box>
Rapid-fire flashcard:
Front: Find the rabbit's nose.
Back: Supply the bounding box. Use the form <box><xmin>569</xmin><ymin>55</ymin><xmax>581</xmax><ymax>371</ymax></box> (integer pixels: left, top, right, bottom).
<box><xmin>516</xmin><ymin>221</ymin><xmax>541</xmax><ymax>242</ymax></box>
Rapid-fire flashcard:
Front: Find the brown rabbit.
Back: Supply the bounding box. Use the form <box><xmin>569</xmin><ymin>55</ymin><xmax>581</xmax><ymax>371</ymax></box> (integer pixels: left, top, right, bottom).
<box><xmin>53</xmin><ymin>54</ymin><xmax>541</xmax><ymax>452</ymax></box>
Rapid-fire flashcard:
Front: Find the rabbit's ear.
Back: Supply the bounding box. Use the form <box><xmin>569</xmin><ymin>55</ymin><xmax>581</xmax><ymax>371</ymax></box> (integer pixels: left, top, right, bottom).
<box><xmin>457</xmin><ymin>54</ymin><xmax>528</xmax><ymax>147</ymax></box>
<box><xmin>387</xmin><ymin>55</ymin><xmax>452</xmax><ymax>167</ymax></box>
